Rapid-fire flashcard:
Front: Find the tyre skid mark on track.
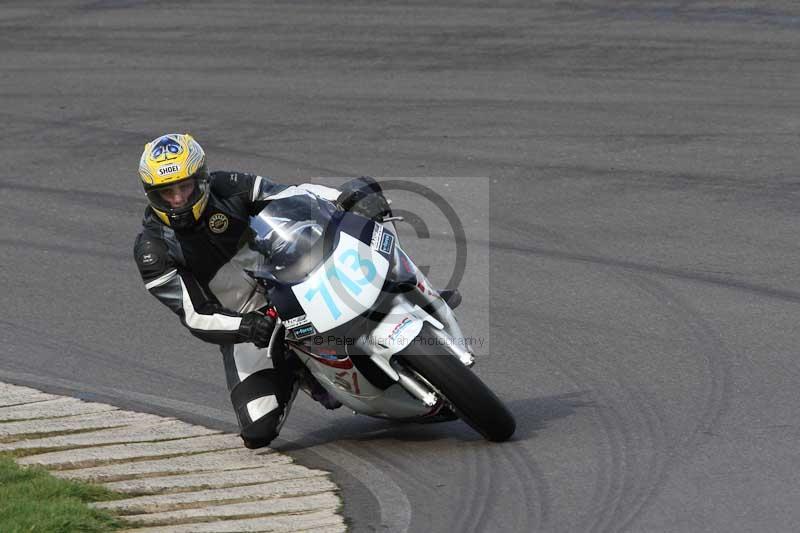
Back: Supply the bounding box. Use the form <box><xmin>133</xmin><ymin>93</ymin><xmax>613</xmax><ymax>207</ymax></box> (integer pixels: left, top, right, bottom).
<box><xmin>601</xmin><ymin>307</ymin><xmax>675</xmax><ymax>533</ymax></box>
<box><xmin>361</xmin><ymin>434</ymin><xmax>542</xmax><ymax>533</ymax></box>
<box><xmin>0</xmin><ymin>110</ymin><xmax>351</xmax><ymax>178</ymax></box>
<box><xmin>601</xmin><ymin>381</ymin><xmax>668</xmax><ymax>533</ymax></box>
<box><xmin>0</xmin><ymin>0</ymin><xmax>156</xmax><ymax>28</ymax></box>
<box><xmin>469</xmin><ymin>446</ymin><xmax>516</xmax><ymax>533</ymax></box>
<box><xmin>582</xmin><ymin>273</ymin><xmax>728</xmax><ymax>533</ymax></box>
<box><xmin>500</xmin><ymin>225</ymin><xmax>630</xmax><ymax>533</ymax></box>
<box><xmin>452</xmin><ymin>442</ymin><xmax>482</xmax><ymax>533</ymax></box>
<box><xmin>504</xmin><ymin>227</ymin><xmax>685</xmax><ymax>532</ymax></box>
<box><xmin>586</xmin><ymin>396</ymin><xmax>628</xmax><ymax>533</ymax></box>
<box><xmin>512</xmin><ymin>447</ymin><xmax>550</xmax><ymax>532</ymax></box>
<box><xmin>525</xmin><ymin>224</ymin><xmax>733</xmax><ymax>532</ymax></box>
<box><xmin>556</xmin><ymin>263</ymin><xmax>730</xmax><ymax>533</ymax></box>
<box><xmin>595</xmin><ymin>376</ymin><xmax>663</xmax><ymax>533</ymax></box>
<box><xmin>528</xmin><ymin>452</ymin><xmax>552</xmax><ymax>531</ymax></box>
<box><xmin>337</xmin><ymin>439</ymin><xmax>440</xmax><ymax>499</ymax></box>
<box><xmin>480</xmin><ymin>443</ymin><xmax>550</xmax><ymax>532</ymax></box>
<box><xmin>0</xmin><ymin>238</ymin><xmax>128</xmax><ymax>262</ymax></box>
<box><xmin>0</xmin><ymin>320</ymin><xmax>221</xmax><ymax>398</ymax></box>
<box><xmin>0</xmin><ymin>180</ymin><xmax>142</xmax><ymax>210</ymax></box>
<box><xmin>458</xmin><ymin>445</ymin><xmax>487</xmax><ymax>533</ymax></box>
<box><xmin>552</xmin><ymin>349</ymin><xmax>663</xmax><ymax>533</ymax></box>
<box><xmin>492</xmin><ymin>240</ymin><xmax>800</xmax><ymax>306</ymax></box>
<box><xmin>606</xmin><ymin>276</ymin><xmax>731</xmax><ymax>533</ymax></box>
<box><xmin>582</xmin><ymin>381</ymin><xmax>627</xmax><ymax>533</ymax></box>
<box><xmin>449</xmin><ymin>419</ymin><xmax>547</xmax><ymax>533</ymax></box>
<box><xmin>539</xmin><ymin>314</ymin><xmax>624</xmax><ymax>533</ymax></box>
<box><xmin>524</xmin><ymin>310</ymin><xmax>636</xmax><ymax>531</ymax></box>
<box><xmin>525</xmin><ymin>325</ymin><xmax>624</xmax><ymax>533</ymax></box>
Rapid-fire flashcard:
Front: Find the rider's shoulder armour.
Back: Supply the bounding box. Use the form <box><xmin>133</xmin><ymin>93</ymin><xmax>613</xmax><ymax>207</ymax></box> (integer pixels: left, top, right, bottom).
<box><xmin>209</xmin><ymin>171</ymin><xmax>256</xmax><ymax>200</ymax></box>
<box><xmin>133</xmin><ymin>209</ymin><xmax>183</xmax><ymax>282</ymax></box>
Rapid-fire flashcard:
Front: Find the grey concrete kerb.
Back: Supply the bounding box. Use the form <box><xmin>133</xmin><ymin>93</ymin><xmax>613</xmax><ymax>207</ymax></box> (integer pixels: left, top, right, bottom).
<box><xmin>0</xmin><ymin>382</ymin><xmax>345</xmax><ymax>532</ymax></box>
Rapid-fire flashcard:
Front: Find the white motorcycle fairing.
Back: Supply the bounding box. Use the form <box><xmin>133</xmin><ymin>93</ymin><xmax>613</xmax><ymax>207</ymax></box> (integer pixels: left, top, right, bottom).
<box><xmin>287</xmin><ymin>296</ymin><xmax>447</xmax><ymax>418</ymax></box>
<box><xmin>251</xmin><ymin>197</ymin><xmax>463</xmax><ymax>421</ymax></box>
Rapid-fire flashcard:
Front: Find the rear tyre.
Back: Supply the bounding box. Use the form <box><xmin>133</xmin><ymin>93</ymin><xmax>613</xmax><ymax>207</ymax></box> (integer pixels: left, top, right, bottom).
<box><xmin>397</xmin><ymin>325</ymin><xmax>516</xmax><ymax>442</ymax></box>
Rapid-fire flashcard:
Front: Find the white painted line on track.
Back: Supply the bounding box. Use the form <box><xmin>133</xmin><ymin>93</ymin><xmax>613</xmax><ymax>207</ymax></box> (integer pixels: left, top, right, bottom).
<box><xmin>0</xmin><ymin>381</ymin><xmax>344</xmax><ymax>531</ymax></box>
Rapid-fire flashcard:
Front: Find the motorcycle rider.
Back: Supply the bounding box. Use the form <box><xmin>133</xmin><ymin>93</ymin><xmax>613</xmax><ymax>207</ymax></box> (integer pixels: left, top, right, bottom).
<box><xmin>133</xmin><ymin>133</ymin><xmax>391</xmax><ymax>449</ymax></box>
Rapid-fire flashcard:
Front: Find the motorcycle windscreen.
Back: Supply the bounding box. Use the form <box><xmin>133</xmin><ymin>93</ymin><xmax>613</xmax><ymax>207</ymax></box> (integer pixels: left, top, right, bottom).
<box><xmin>249</xmin><ymin>193</ymin><xmax>336</xmax><ymax>284</ymax></box>
<box><xmin>292</xmin><ymin>231</ymin><xmax>390</xmax><ymax>334</ymax></box>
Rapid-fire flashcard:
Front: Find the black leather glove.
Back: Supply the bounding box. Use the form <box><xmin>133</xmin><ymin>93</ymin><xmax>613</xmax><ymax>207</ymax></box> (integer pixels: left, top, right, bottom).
<box><xmin>238</xmin><ymin>312</ymin><xmax>276</xmax><ymax>348</ymax></box>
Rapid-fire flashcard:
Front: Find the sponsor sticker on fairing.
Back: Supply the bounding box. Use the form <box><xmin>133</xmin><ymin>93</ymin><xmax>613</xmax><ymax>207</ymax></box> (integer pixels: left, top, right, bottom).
<box><xmin>292</xmin><ymin>324</ymin><xmax>317</xmax><ymax>339</ymax></box>
<box><xmin>370</xmin><ymin>224</ymin><xmax>384</xmax><ymax>251</ymax></box>
<box><xmin>379</xmin><ymin>232</ymin><xmax>394</xmax><ymax>254</ymax></box>
<box><xmin>283</xmin><ymin>314</ymin><xmax>311</xmax><ymax>329</ymax></box>
<box><xmin>388</xmin><ymin>316</ymin><xmax>414</xmax><ymax>341</ymax></box>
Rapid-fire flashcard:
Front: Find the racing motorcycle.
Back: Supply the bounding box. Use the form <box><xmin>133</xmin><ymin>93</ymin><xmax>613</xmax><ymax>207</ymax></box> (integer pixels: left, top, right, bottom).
<box><xmin>248</xmin><ymin>191</ymin><xmax>515</xmax><ymax>442</ymax></box>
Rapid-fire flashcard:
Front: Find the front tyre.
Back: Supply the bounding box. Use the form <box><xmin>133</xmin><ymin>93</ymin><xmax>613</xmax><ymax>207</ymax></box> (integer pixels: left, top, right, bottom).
<box><xmin>397</xmin><ymin>326</ymin><xmax>516</xmax><ymax>442</ymax></box>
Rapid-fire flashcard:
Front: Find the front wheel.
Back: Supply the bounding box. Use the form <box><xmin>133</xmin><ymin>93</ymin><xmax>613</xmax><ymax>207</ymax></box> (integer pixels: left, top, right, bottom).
<box><xmin>397</xmin><ymin>326</ymin><xmax>516</xmax><ymax>442</ymax></box>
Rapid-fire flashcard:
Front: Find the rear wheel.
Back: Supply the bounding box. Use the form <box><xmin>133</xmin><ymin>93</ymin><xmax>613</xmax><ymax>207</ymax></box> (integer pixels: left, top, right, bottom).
<box><xmin>397</xmin><ymin>325</ymin><xmax>516</xmax><ymax>442</ymax></box>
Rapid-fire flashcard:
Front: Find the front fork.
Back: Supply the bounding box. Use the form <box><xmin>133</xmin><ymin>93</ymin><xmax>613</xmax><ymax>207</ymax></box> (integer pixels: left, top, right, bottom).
<box><xmin>383</xmin><ymin>226</ymin><xmax>475</xmax><ymax>369</ymax></box>
<box><xmin>405</xmin><ymin>275</ymin><xmax>475</xmax><ymax>368</ymax></box>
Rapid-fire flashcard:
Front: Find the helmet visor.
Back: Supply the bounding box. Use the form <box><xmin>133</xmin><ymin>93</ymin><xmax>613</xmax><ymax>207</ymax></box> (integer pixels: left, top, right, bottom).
<box><xmin>146</xmin><ymin>173</ymin><xmax>208</xmax><ymax>215</ymax></box>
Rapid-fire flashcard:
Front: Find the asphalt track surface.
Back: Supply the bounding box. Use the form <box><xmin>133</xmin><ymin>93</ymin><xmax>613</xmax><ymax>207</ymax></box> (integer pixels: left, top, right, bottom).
<box><xmin>2</xmin><ymin>1</ymin><xmax>800</xmax><ymax>531</ymax></box>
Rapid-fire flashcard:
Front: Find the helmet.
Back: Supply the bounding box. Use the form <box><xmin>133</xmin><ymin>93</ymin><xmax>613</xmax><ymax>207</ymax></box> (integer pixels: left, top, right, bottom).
<box><xmin>139</xmin><ymin>133</ymin><xmax>210</xmax><ymax>229</ymax></box>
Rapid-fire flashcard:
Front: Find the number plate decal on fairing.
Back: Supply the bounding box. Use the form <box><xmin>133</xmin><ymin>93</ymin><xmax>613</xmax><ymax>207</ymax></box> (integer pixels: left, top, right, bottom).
<box><xmin>292</xmin><ymin>232</ymin><xmax>390</xmax><ymax>333</ymax></box>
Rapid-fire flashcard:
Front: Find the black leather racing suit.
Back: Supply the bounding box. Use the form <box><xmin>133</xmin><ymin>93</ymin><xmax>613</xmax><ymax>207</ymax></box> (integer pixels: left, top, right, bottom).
<box><xmin>133</xmin><ymin>171</ymin><xmax>341</xmax><ymax>448</ymax></box>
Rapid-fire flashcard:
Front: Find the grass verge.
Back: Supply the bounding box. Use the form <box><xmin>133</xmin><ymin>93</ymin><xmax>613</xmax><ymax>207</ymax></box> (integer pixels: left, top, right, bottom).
<box><xmin>0</xmin><ymin>453</ymin><xmax>124</xmax><ymax>532</ymax></box>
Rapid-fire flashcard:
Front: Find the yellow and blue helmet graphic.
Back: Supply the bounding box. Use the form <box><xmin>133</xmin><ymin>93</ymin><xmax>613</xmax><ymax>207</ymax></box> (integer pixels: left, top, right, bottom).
<box><xmin>139</xmin><ymin>133</ymin><xmax>209</xmax><ymax>228</ymax></box>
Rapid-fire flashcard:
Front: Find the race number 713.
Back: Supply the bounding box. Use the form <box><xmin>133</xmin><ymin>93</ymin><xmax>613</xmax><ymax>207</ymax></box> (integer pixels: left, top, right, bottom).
<box><xmin>304</xmin><ymin>247</ymin><xmax>377</xmax><ymax>320</ymax></box>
